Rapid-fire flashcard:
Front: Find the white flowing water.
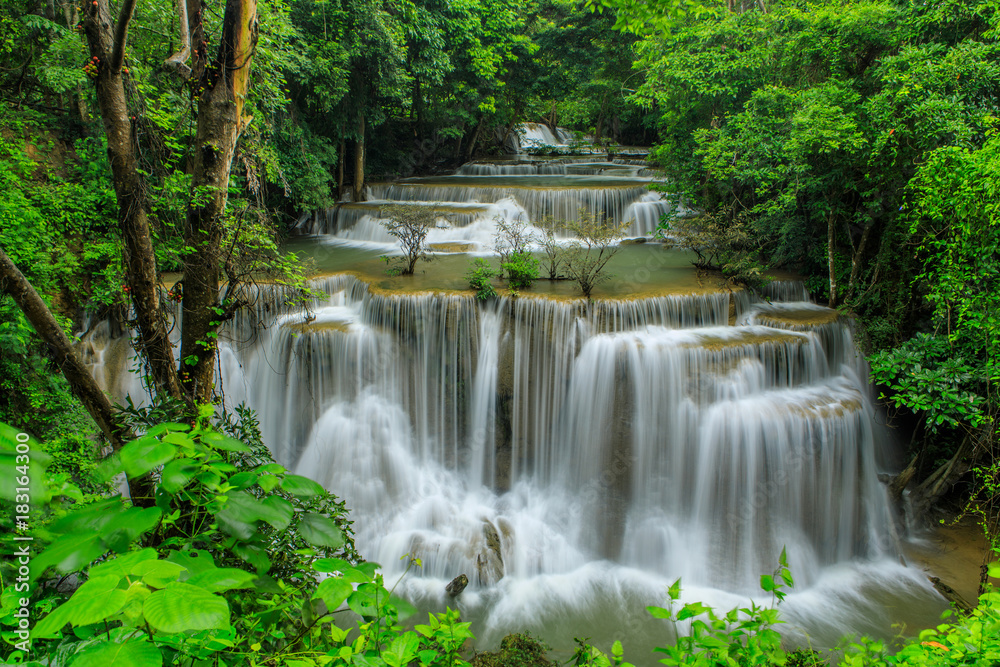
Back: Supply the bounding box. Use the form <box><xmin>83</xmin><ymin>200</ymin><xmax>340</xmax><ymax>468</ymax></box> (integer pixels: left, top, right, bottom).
<box><xmin>82</xmin><ymin>148</ymin><xmax>947</xmax><ymax>661</ymax></box>
<box><xmin>308</xmin><ymin>155</ymin><xmax>673</xmax><ymax>248</ymax></box>
<box><xmin>206</xmin><ymin>276</ymin><xmax>943</xmax><ymax>661</ymax></box>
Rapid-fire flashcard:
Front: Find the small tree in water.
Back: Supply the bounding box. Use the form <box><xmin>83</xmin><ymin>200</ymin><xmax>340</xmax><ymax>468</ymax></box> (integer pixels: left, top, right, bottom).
<box><xmin>380</xmin><ymin>204</ymin><xmax>435</xmax><ymax>275</ymax></box>
<box><xmin>564</xmin><ymin>210</ymin><xmax>631</xmax><ymax>298</ymax></box>
<box><xmin>535</xmin><ymin>215</ymin><xmax>568</xmax><ymax>280</ymax></box>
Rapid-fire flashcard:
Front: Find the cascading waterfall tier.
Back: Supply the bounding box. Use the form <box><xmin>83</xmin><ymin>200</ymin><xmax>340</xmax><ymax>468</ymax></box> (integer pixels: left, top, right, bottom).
<box><xmin>86</xmin><ymin>273</ymin><xmax>942</xmax><ymax>659</ymax></box>
<box><xmin>368</xmin><ymin>175</ymin><xmax>654</xmax><ymax>227</ymax></box>
<box><xmin>310</xmin><ymin>155</ymin><xmax>671</xmax><ymax>246</ymax></box>
<box><xmin>203</xmin><ymin>276</ymin><xmax>940</xmax><ymax>657</ymax></box>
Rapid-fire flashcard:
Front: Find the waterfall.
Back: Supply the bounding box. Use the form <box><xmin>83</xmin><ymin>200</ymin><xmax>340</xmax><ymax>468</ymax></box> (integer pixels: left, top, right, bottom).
<box><xmin>87</xmin><ymin>271</ymin><xmax>942</xmax><ymax>658</ymax></box>
<box><xmin>203</xmin><ymin>277</ymin><xmax>939</xmax><ymax>654</ymax></box>
<box><xmin>368</xmin><ymin>176</ymin><xmax>654</xmax><ymax>226</ymax></box>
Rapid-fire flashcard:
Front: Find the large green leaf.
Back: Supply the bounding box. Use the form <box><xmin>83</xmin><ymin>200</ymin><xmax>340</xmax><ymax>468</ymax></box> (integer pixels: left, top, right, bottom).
<box><xmin>160</xmin><ymin>458</ymin><xmax>199</xmax><ymax>494</ymax></box>
<box><xmin>165</xmin><ymin>549</ymin><xmax>218</xmax><ymax>576</ymax></box>
<box><xmin>260</xmin><ymin>495</ymin><xmax>295</xmax><ymax>530</ymax></box>
<box><xmin>33</xmin><ymin>576</ymin><xmax>126</xmax><ymax>636</ymax></box>
<box><xmin>383</xmin><ymin>632</ymin><xmax>420</xmax><ymax>667</ymax></box>
<box><xmin>32</xmin><ymin>533</ymin><xmax>105</xmax><ymax>577</ymax></box>
<box><xmin>100</xmin><ymin>506</ymin><xmax>162</xmax><ymax>551</ymax></box>
<box><xmin>143</xmin><ymin>582</ymin><xmax>230</xmax><ymax>634</ymax></box>
<box><xmin>313</xmin><ymin>557</ymin><xmax>351</xmax><ymax>573</ymax></box>
<box><xmin>280</xmin><ymin>474</ymin><xmax>326</xmax><ymax>497</ymax></box>
<box><xmin>118</xmin><ymin>436</ymin><xmax>177</xmax><ymax>477</ymax></box>
<box><xmin>130</xmin><ymin>560</ymin><xmax>187</xmax><ymax>588</ymax></box>
<box><xmin>69</xmin><ymin>639</ymin><xmax>162</xmax><ymax>667</ymax></box>
<box><xmin>200</xmin><ymin>431</ymin><xmax>251</xmax><ymax>452</ymax></box>
<box><xmin>313</xmin><ymin>577</ymin><xmax>353</xmax><ymax>610</ymax></box>
<box><xmin>186</xmin><ymin>568</ymin><xmax>257</xmax><ymax>593</ymax></box>
<box><xmin>347</xmin><ymin>583</ymin><xmax>384</xmax><ymax>618</ymax></box>
<box><xmin>297</xmin><ymin>513</ymin><xmax>345</xmax><ymax>549</ymax></box>
<box><xmin>89</xmin><ymin>548</ymin><xmax>158</xmax><ymax>579</ymax></box>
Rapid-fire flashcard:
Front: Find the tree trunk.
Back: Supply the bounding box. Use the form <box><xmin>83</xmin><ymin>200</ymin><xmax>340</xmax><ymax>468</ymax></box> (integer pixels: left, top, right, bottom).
<box><xmin>336</xmin><ymin>137</ymin><xmax>345</xmax><ymax>200</ymax></box>
<box><xmin>83</xmin><ymin>0</ymin><xmax>183</xmax><ymax>402</ymax></box>
<box><xmin>827</xmin><ymin>209</ymin><xmax>837</xmax><ymax>308</ymax></box>
<box><xmin>465</xmin><ymin>115</ymin><xmax>485</xmax><ymax>161</ymax></box>
<box><xmin>352</xmin><ymin>112</ymin><xmax>365</xmax><ymax>202</ymax></box>
<box><xmin>0</xmin><ymin>250</ymin><xmax>154</xmax><ymax>504</ymax></box>
<box><xmin>164</xmin><ymin>0</ymin><xmax>192</xmax><ymax>78</ymax></box>
<box><xmin>846</xmin><ymin>222</ymin><xmax>872</xmax><ymax>303</ymax></box>
<box><xmin>180</xmin><ymin>0</ymin><xmax>258</xmax><ymax>404</ymax></box>
<box><xmin>412</xmin><ymin>77</ymin><xmax>423</xmax><ymax>140</ymax></box>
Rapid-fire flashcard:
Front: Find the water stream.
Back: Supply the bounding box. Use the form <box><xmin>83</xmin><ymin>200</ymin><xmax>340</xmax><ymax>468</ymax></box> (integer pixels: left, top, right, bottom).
<box><xmin>84</xmin><ymin>147</ymin><xmax>946</xmax><ymax>663</ymax></box>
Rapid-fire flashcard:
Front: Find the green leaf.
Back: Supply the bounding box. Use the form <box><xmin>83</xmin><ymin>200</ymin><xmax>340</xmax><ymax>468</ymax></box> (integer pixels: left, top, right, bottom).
<box><xmin>260</xmin><ymin>495</ymin><xmax>295</xmax><ymax>530</ymax></box>
<box><xmin>90</xmin><ymin>548</ymin><xmax>158</xmax><ymax>579</ymax></box>
<box><xmin>677</xmin><ymin>602</ymin><xmax>708</xmax><ymax>621</ymax></box>
<box><xmin>760</xmin><ymin>574</ymin><xmax>775</xmax><ymax>592</ymax></box>
<box><xmin>280</xmin><ymin>474</ymin><xmax>326</xmax><ymax>496</ymax></box>
<box><xmin>100</xmin><ymin>506</ymin><xmax>162</xmax><ymax>550</ymax></box>
<box><xmin>160</xmin><ymin>459</ymin><xmax>199</xmax><ymax>494</ymax></box>
<box><xmin>165</xmin><ymin>549</ymin><xmax>217</xmax><ymax>576</ymax></box>
<box><xmin>32</xmin><ymin>533</ymin><xmax>105</xmax><ymax>577</ymax></box>
<box><xmin>186</xmin><ymin>568</ymin><xmax>257</xmax><ymax>593</ymax></box>
<box><xmin>383</xmin><ymin>632</ymin><xmax>420</xmax><ymax>667</ymax></box>
<box><xmin>34</xmin><ymin>575</ymin><xmax>126</xmax><ymax>636</ymax></box>
<box><xmin>313</xmin><ymin>557</ymin><xmax>351</xmax><ymax>573</ymax></box>
<box><xmin>313</xmin><ymin>577</ymin><xmax>353</xmax><ymax>610</ymax></box>
<box><xmin>143</xmin><ymin>582</ymin><xmax>230</xmax><ymax>634</ymax></box>
<box><xmin>347</xmin><ymin>583</ymin><xmax>384</xmax><ymax>618</ymax></box>
<box><xmin>646</xmin><ymin>605</ymin><xmax>672</xmax><ymax>620</ymax></box>
<box><xmin>668</xmin><ymin>578</ymin><xmax>681</xmax><ymax>601</ymax></box>
<box><xmin>201</xmin><ymin>431</ymin><xmax>251</xmax><ymax>452</ymax></box>
<box><xmin>69</xmin><ymin>639</ymin><xmax>162</xmax><ymax>667</ymax></box>
<box><xmin>297</xmin><ymin>513</ymin><xmax>345</xmax><ymax>549</ymax></box>
<box><xmin>130</xmin><ymin>560</ymin><xmax>187</xmax><ymax>588</ymax></box>
<box><xmin>118</xmin><ymin>436</ymin><xmax>177</xmax><ymax>477</ymax></box>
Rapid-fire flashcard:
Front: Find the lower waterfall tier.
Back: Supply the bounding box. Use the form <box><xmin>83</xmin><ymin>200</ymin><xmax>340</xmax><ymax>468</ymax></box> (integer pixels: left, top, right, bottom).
<box><xmin>86</xmin><ymin>275</ymin><xmax>945</xmax><ymax>661</ymax></box>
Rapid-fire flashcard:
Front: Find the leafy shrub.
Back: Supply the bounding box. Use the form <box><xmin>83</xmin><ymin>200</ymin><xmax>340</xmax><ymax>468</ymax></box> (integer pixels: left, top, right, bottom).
<box><xmin>467</xmin><ymin>258</ymin><xmax>498</xmax><ymax>300</ymax></box>
<box><xmin>501</xmin><ymin>251</ymin><xmax>540</xmax><ymax>290</ymax></box>
<box><xmin>472</xmin><ymin>633</ymin><xmax>552</xmax><ymax>666</ymax></box>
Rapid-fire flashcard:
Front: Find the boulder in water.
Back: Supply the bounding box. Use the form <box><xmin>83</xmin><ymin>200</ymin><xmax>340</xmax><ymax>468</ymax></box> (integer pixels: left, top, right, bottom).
<box><xmin>446</xmin><ymin>573</ymin><xmax>469</xmax><ymax>597</ymax></box>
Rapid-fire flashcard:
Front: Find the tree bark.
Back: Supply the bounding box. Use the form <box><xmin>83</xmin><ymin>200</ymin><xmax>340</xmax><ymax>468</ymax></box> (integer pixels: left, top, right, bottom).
<box><xmin>164</xmin><ymin>0</ymin><xmax>192</xmax><ymax>78</ymax></box>
<box><xmin>0</xmin><ymin>250</ymin><xmax>154</xmax><ymax>504</ymax></box>
<box><xmin>465</xmin><ymin>115</ymin><xmax>484</xmax><ymax>161</ymax></box>
<box><xmin>846</xmin><ymin>222</ymin><xmax>872</xmax><ymax>303</ymax></box>
<box><xmin>180</xmin><ymin>0</ymin><xmax>258</xmax><ymax>404</ymax></box>
<box><xmin>82</xmin><ymin>0</ymin><xmax>183</xmax><ymax>401</ymax></box>
<box><xmin>352</xmin><ymin>111</ymin><xmax>365</xmax><ymax>202</ymax></box>
<box><xmin>337</xmin><ymin>136</ymin><xmax>345</xmax><ymax>200</ymax></box>
<box><xmin>827</xmin><ymin>209</ymin><xmax>838</xmax><ymax>308</ymax></box>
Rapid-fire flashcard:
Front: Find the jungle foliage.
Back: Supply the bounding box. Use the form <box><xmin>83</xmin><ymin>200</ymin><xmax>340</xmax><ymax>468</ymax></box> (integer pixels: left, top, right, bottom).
<box><xmin>624</xmin><ymin>0</ymin><xmax>998</xmax><ymax>549</ymax></box>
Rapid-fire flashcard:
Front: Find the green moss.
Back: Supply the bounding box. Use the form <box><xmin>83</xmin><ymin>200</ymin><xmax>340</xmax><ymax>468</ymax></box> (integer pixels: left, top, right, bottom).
<box><xmin>470</xmin><ymin>633</ymin><xmax>553</xmax><ymax>667</ymax></box>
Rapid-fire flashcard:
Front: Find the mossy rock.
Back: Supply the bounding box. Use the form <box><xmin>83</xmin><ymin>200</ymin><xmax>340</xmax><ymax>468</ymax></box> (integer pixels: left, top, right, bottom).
<box><xmin>470</xmin><ymin>633</ymin><xmax>553</xmax><ymax>667</ymax></box>
<box><xmin>786</xmin><ymin>649</ymin><xmax>824</xmax><ymax>666</ymax></box>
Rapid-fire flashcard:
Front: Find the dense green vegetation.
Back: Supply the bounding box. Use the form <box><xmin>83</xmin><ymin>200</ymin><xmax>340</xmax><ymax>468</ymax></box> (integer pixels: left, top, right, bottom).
<box><xmin>624</xmin><ymin>0</ymin><xmax>999</xmax><ymax>558</ymax></box>
<box><xmin>1</xmin><ymin>0</ymin><xmax>999</xmax><ymax>663</ymax></box>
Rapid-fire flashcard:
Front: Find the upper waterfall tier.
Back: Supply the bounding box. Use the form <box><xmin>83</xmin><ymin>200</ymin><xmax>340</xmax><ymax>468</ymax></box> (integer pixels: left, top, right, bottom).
<box><xmin>368</xmin><ymin>175</ymin><xmax>655</xmax><ymax>226</ymax></box>
<box><xmin>457</xmin><ymin>162</ymin><xmax>656</xmax><ymax>177</ymax></box>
